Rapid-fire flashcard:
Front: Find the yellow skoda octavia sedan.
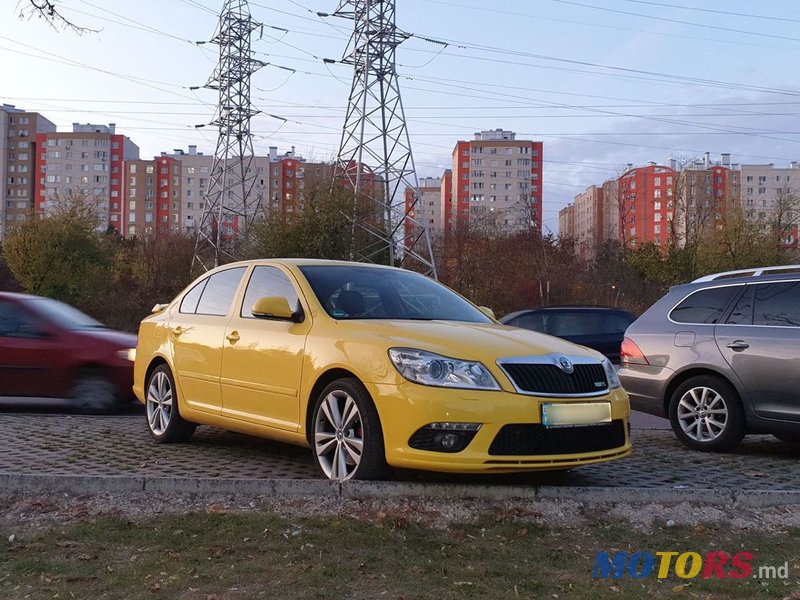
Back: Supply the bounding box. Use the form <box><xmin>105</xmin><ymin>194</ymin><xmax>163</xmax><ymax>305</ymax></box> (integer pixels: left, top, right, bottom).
<box><xmin>133</xmin><ymin>259</ymin><xmax>631</xmax><ymax>480</ymax></box>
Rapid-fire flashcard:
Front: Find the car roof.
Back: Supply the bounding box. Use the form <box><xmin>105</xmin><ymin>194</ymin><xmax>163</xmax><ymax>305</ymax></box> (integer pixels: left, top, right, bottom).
<box><xmin>501</xmin><ymin>306</ymin><xmax>634</xmax><ymax>321</ymax></box>
<box><xmin>209</xmin><ymin>258</ymin><xmax>408</xmax><ymax>271</ymax></box>
<box><xmin>673</xmin><ymin>270</ymin><xmax>800</xmax><ymax>293</ymax></box>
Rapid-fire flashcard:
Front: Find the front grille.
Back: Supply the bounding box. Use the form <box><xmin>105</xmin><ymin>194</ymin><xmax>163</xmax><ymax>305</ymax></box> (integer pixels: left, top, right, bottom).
<box><xmin>501</xmin><ymin>362</ymin><xmax>608</xmax><ymax>395</ymax></box>
<box><xmin>488</xmin><ymin>420</ymin><xmax>626</xmax><ymax>456</ymax></box>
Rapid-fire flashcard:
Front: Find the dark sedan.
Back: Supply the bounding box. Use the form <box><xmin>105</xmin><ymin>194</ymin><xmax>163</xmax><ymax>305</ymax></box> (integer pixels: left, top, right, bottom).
<box><xmin>0</xmin><ymin>292</ymin><xmax>137</xmax><ymax>412</ymax></box>
<box><xmin>500</xmin><ymin>307</ymin><xmax>636</xmax><ymax>363</ymax></box>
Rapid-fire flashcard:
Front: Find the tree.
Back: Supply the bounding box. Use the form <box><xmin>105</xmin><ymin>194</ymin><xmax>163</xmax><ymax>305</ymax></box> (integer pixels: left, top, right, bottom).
<box><xmin>3</xmin><ymin>193</ymin><xmax>109</xmax><ymax>307</ymax></box>
<box><xmin>695</xmin><ymin>201</ymin><xmax>798</xmax><ymax>273</ymax></box>
<box><xmin>17</xmin><ymin>0</ymin><xmax>96</xmax><ymax>34</ymax></box>
<box><xmin>249</xmin><ymin>178</ymin><xmax>390</xmax><ymax>264</ymax></box>
<box><xmin>0</xmin><ymin>246</ymin><xmax>22</xmax><ymax>292</ymax></box>
<box><xmin>98</xmin><ymin>233</ymin><xmax>195</xmax><ymax>331</ymax></box>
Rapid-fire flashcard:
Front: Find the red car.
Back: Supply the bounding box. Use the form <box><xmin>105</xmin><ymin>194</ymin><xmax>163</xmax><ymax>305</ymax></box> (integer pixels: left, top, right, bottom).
<box><xmin>0</xmin><ymin>292</ymin><xmax>137</xmax><ymax>412</ymax></box>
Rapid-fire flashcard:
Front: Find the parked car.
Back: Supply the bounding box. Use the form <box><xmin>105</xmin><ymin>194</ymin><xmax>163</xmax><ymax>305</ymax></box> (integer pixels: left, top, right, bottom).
<box><xmin>618</xmin><ymin>265</ymin><xmax>800</xmax><ymax>452</ymax></box>
<box><xmin>0</xmin><ymin>292</ymin><xmax>137</xmax><ymax>412</ymax></box>
<box><xmin>133</xmin><ymin>259</ymin><xmax>631</xmax><ymax>481</ymax></box>
<box><xmin>500</xmin><ymin>307</ymin><xmax>636</xmax><ymax>363</ymax></box>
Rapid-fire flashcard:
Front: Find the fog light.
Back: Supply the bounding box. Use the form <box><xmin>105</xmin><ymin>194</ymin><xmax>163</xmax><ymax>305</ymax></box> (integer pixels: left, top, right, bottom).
<box><xmin>408</xmin><ymin>423</ymin><xmax>481</xmax><ymax>453</ymax></box>
<box><xmin>440</xmin><ymin>433</ymin><xmax>461</xmax><ymax>450</ymax></box>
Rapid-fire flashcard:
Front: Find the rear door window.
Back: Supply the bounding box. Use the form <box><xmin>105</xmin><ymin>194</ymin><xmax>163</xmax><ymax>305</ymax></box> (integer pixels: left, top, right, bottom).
<box><xmin>179</xmin><ymin>279</ymin><xmax>208</xmax><ymax>314</ymax></box>
<box><xmin>726</xmin><ymin>286</ymin><xmax>754</xmax><ymax>325</ymax></box>
<box><xmin>195</xmin><ymin>267</ymin><xmax>247</xmax><ymax>317</ymax></box>
<box><xmin>670</xmin><ymin>286</ymin><xmax>742</xmax><ymax>324</ymax></box>
<box><xmin>753</xmin><ymin>282</ymin><xmax>800</xmax><ymax>327</ymax></box>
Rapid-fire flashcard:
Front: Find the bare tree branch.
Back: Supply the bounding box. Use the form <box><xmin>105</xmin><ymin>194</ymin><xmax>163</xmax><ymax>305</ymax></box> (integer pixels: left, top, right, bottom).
<box><xmin>17</xmin><ymin>0</ymin><xmax>99</xmax><ymax>35</ymax></box>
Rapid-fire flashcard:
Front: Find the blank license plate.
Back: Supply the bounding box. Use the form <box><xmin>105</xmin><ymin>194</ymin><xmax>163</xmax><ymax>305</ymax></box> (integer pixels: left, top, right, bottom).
<box><xmin>541</xmin><ymin>402</ymin><xmax>612</xmax><ymax>428</ymax></box>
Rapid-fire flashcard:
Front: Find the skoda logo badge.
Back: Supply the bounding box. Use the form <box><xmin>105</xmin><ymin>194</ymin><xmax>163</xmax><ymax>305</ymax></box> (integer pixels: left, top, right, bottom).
<box><xmin>558</xmin><ymin>356</ymin><xmax>574</xmax><ymax>374</ymax></box>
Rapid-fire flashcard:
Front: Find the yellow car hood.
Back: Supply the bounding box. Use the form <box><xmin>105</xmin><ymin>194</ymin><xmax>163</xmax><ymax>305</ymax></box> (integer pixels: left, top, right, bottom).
<box><xmin>332</xmin><ymin>319</ymin><xmax>603</xmax><ymax>363</ymax></box>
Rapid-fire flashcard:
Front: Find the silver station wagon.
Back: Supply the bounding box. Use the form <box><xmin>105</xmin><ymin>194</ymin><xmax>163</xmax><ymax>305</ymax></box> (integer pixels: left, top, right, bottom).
<box><xmin>619</xmin><ymin>265</ymin><xmax>800</xmax><ymax>452</ymax></box>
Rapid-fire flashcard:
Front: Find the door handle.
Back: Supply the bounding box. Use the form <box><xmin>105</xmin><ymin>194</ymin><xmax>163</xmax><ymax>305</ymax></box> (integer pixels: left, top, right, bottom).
<box><xmin>726</xmin><ymin>340</ymin><xmax>749</xmax><ymax>351</ymax></box>
<box><xmin>226</xmin><ymin>331</ymin><xmax>240</xmax><ymax>343</ymax></box>
<box><xmin>172</xmin><ymin>326</ymin><xmax>184</xmax><ymax>337</ymax></box>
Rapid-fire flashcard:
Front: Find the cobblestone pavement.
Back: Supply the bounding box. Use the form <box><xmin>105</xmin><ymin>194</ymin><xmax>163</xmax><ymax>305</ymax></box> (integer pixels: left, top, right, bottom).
<box><xmin>1</xmin><ymin>413</ymin><xmax>799</xmax><ymax>489</ymax></box>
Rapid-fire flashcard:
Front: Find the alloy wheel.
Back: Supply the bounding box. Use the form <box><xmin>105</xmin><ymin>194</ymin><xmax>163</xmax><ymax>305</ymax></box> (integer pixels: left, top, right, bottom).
<box><xmin>314</xmin><ymin>390</ymin><xmax>364</xmax><ymax>481</ymax></box>
<box><xmin>676</xmin><ymin>386</ymin><xmax>728</xmax><ymax>442</ymax></box>
<box><xmin>146</xmin><ymin>370</ymin><xmax>173</xmax><ymax>436</ymax></box>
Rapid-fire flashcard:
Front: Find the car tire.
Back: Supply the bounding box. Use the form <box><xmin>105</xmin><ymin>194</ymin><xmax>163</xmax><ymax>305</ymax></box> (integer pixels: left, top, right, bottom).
<box><xmin>72</xmin><ymin>371</ymin><xmax>119</xmax><ymax>414</ymax></box>
<box><xmin>773</xmin><ymin>432</ymin><xmax>800</xmax><ymax>444</ymax></box>
<box><xmin>668</xmin><ymin>375</ymin><xmax>745</xmax><ymax>452</ymax></box>
<box><xmin>310</xmin><ymin>378</ymin><xmax>388</xmax><ymax>481</ymax></box>
<box><xmin>145</xmin><ymin>364</ymin><xmax>196</xmax><ymax>443</ymax></box>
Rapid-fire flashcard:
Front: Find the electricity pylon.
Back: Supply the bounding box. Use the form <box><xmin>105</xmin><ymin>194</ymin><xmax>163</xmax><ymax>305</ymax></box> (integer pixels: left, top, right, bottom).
<box><xmin>328</xmin><ymin>0</ymin><xmax>437</xmax><ymax>277</ymax></box>
<box><xmin>193</xmin><ymin>0</ymin><xmax>265</xmax><ymax>272</ymax></box>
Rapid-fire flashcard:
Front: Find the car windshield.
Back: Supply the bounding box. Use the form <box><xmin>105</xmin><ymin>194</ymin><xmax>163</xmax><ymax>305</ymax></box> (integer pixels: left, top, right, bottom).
<box><xmin>28</xmin><ymin>297</ymin><xmax>107</xmax><ymax>330</ymax></box>
<box><xmin>299</xmin><ymin>265</ymin><xmax>491</xmax><ymax>323</ymax></box>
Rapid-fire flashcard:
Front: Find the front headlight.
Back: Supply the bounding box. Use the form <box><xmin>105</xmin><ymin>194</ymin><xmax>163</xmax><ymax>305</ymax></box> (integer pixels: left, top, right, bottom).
<box><xmin>602</xmin><ymin>358</ymin><xmax>621</xmax><ymax>389</ymax></box>
<box><xmin>117</xmin><ymin>348</ymin><xmax>137</xmax><ymax>362</ymax></box>
<box><xmin>388</xmin><ymin>348</ymin><xmax>500</xmax><ymax>390</ymax></box>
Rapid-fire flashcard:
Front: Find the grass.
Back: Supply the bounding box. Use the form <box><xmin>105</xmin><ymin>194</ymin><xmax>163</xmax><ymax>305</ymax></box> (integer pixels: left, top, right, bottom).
<box><xmin>1</xmin><ymin>511</ymin><xmax>799</xmax><ymax>599</ymax></box>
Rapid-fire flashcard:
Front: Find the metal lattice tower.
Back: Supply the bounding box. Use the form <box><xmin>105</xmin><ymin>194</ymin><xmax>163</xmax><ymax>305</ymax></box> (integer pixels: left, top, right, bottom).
<box><xmin>193</xmin><ymin>0</ymin><xmax>265</xmax><ymax>272</ymax></box>
<box><xmin>331</xmin><ymin>0</ymin><xmax>437</xmax><ymax>277</ymax></box>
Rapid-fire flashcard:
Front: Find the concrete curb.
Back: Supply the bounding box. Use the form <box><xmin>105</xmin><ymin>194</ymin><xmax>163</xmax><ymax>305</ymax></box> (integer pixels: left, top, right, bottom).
<box><xmin>1</xmin><ymin>473</ymin><xmax>798</xmax><ymax>506</ymax></box>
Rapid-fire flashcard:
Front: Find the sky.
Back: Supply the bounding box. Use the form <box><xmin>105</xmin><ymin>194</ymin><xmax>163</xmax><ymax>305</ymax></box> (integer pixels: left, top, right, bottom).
<box><xmin>4</xmin><ymin>0</ymin><xmax>800</xmax><ymax>232</ymax></box>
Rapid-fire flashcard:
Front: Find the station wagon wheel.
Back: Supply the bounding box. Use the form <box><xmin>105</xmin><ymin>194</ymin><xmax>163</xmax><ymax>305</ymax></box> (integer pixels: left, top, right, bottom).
<box><xmin>668</xmin><ymin>375</ymin><xmax>745</xmax><ymax>452</ymax></box>
<box><xmin>145</xmin><ymin>364</ymin><xmax>196</xmax><ymax>443</ymax></box>
<box><xmin>311</xmin><ymin>378</ymin><xmax>388</xmax><ymax>481</ymax></box>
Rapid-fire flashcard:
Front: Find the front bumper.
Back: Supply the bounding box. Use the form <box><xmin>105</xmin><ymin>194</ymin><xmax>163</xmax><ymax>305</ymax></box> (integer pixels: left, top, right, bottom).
<box><xmin>365</xmin><ymin>381</ymin><xmax>631</xmax><ymax>473</ymax></box>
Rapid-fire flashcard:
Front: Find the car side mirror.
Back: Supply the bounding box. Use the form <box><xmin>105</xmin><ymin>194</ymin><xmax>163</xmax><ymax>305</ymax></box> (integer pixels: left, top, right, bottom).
<box><xmin>478</xmin><ymin>306</ymin><xmax>496</xmax><ymax>320</ymax></box>
<box><xmin>251</xmin><ymin>296</ymin><xmax>303</xmax><ymax>323</ymax></box>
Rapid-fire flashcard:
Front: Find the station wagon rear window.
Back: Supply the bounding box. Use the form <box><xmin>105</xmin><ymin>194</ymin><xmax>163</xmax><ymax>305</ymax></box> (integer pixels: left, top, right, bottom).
<box><xmin>670</xmin><ymin>286</ymin><xmax>742</xmax><ymax>324</ymax></box>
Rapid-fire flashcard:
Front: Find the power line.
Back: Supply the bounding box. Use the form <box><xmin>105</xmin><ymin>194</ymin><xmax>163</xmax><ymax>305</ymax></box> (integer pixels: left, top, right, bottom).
<box><xmin>549</xmin><ymin>0</ymin><xmax>800</xmax><ymax>43</ymax></box>
<box><xmin>616</xmin><ymin>0</ymin><xmax>800</xmax><ymax>24</ymax></box>
<box><xmin>416</xmin><ymin>0</ymin><xmax>796</xmax><ymax>51</ymax></box>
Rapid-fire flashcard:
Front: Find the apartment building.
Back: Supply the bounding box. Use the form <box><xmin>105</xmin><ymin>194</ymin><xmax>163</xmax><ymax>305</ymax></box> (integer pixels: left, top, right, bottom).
<box><xmin>739</xmin><ymin>162</ymin><xmax>800</xmax><ymax>244</ymax></box>
<box><xmin>34</xmin><ymin>123</ymin><xmax>140</xmax><ymax>232</ymax></box>
<box><xmin>124</xmin><ymin>154</ymin><xmax>185</xmax><ymax>237</ymax></box>
<box><xmin>562</xmin><ymin>154</ymin><xmax>739</xmax><ymax>252</ymax></box>
<box><xmin>559</xmin><ymin>182</ymin><xmax>620</xmax><ymax>260</ymax></box>
<box><xmin>124</xmin><ymin>145</ymin><xmax>333</xmax><ymax>237</ymax></box>
<box><xmin>558</xmin><ymin>203</ymin><xmax>574</xmax><ymax>242</ymax></box>
<box><xmin>1</xmin><ymin>105</ymin><xmax>56</xmax><ymax>240</ymax></box>
<box><xmin>600</xmin><ymin>179</ymin><xmax>619</xmax><ymax>243</ymax></box>
<box><xmin>617</xmin><ymin>162</ymin><xmax>677</xmax><ymax>249</ymax></box>
<box><xmin>572</xmin><ymin>185</ymin><xmax>605</xmax><ymax>259</ymax></box>
<box><xmin>403</xmin><ymin>176</ymin><xmax>444</xmax><ymax>243</ymax></box>
<box><xmin>451</xmin><ymin>129</ymin><xmax>543</xmax><ymax>234</ymax></box>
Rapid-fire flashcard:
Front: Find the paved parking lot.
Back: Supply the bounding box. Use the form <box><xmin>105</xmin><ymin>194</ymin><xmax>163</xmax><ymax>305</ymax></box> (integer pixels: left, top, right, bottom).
<box><xmin>2</xmin><ymin>412</ymin><xmax>799</xmax><ymax>490</ymax></box>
